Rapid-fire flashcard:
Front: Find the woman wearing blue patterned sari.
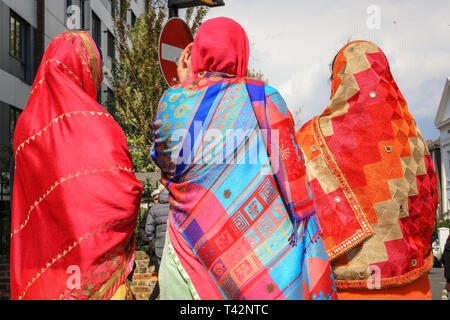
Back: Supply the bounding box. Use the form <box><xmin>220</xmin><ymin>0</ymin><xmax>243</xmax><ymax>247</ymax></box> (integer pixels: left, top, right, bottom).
<box><xmin>151</xmin><ymin>17</ymin><xmax>337</xmax><ymax>300</ymax></box>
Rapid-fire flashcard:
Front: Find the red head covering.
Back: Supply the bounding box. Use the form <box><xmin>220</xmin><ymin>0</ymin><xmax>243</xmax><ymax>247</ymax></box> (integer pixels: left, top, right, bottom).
<box><xmin>11</xmin><ymin>31</ymin><xmax>143</xmax><ymax>300</ymax></box>
<box><xmin>191</xmin><ymin>17</ymin><xmax>249</xmax><ymax>77</ymax></box>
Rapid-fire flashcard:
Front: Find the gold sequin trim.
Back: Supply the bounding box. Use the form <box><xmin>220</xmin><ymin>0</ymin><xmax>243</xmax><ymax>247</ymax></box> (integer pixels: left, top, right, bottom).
<box><xmin>55</xmin><ymin>31</ymin><xmax>100</xmax><ymax>91</ymax></box>
<box><xmin>78</xmin><ymin>32</ymin><xmax>100</xmax><ymax>91</ymax></box>
<box><xmin>312</xmin><ymin>117</ymin><xmax>374</xmax><ymax>260</ymax></box>
<box><xmin>15</xmin><ymin>111</ymin><xmax>112</xmax><ymax>158</ymax></box>
<box><xmin>18</xmin><ymin>213</ymin><xmax>135</xmax><ymax>300</ymax></box>
<box><xmin>30</xmin><ymin>59</ymin><xmax>85</xmax><ymax>96</ymax></box>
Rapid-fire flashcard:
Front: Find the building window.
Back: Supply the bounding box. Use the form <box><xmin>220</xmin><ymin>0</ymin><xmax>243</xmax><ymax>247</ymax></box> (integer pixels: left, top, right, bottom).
<box><xmin>107</xmin><ymin>31</ymin><xmax>115</xmax><ymax>60</ymax></box>
<box><xmin>447</xmin><ymin>151</ymin><xmax>450</xmax><ymax>182</ymax></box>
<box><xmin>97</xmin><ymin>85</ymin><xmax>102</xmax><ymax>104</ymax></box>
<box><xmin>1</xmin><ymin>106</ymin><xmax>22</xmax><ymax>254</ymax></box>
<box><xmin>9</xmin><ymin>10</ymin><xmax>34</xmax><ymax>84</ymax></box>
<box><xmin>131</xmin><ymin>11</ymin><xmax>136</xmax><ymax>27</ymax></box>
<box><xmin>9</xmin><ymin>107</ymin><xmax>22</xmax><ymax>152</ymax></box>
<box><xmin>9</xmin><ymin>11</ymin><xmax>25</xmax><ymax>61</ymax></box>
<box><xmin>92</xmin><ymin>11</ymin><xmax>101</xmax><ymax>50</ymax></box>
<box><xmin>80</xmin><ymin>0</ymin><xmax>87</xmax><ymax>29</ymax></box>
<box><xmin>111</xmin><ymin>0</ymin><xmax>116</xmax><ymax>16</ymax></box>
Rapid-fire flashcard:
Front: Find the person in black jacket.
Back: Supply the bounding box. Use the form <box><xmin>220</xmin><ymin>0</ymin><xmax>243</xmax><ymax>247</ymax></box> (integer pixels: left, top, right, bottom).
<box><xmin>145</xmin><ymin>187</ymin><xmax>169</xmax><ymax>266</ymax></box>
<box><xmin>442</xmin><ymin>235</ymin><xmax>450</xmax><ymax>299</ymax></box>
<box><xmin>137</xmin><ymin>189</ymin><xmax>159</xmax><ymax>255</ymax></box>
<box><xmin>145</xmin><ymin>187</ymin><xmax>170</xmax><ymax>300</ymax></box>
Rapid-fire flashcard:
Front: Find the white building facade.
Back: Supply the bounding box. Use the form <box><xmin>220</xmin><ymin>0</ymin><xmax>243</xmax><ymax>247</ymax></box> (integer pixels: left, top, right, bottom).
<box><xmin>0</xmin><ymin>0</ymin><xmax>145</xmax><ymax>254</ymax></box>
<box><xmin>434</xmin><ymin>77</ymin><xmax>450</xmax><ymax>217</ymax></box>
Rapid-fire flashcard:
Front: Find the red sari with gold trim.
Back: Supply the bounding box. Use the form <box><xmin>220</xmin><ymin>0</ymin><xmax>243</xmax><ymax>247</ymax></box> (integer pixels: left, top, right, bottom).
<box><xmin>10</xmin><ymin>31</ymin><xmax>143</xmax><ymax>300</ymax></box>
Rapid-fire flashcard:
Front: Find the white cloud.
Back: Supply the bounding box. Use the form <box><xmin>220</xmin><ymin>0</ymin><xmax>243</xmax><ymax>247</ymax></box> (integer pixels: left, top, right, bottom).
<box><xmin>205</xmin><ymin>0</ymin><xmax>450</xmax><ymax>139</ymax></box>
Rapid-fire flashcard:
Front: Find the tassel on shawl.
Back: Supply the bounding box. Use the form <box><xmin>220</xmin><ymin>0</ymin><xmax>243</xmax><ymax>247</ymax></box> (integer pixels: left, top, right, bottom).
<box><xmin>289</xmin><ymin>216</ymin><xmax>308</xmax><ymax>247</ymax></box>
<box><xmin>288</xmin><ymin>219</ymin><xmax>299</xmax><ymax>247</ymax></box>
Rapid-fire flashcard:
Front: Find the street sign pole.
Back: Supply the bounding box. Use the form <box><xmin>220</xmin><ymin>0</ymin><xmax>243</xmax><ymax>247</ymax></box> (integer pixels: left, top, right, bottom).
<box><xmin>169</xmin><ymin>6</ymin><xmax>178</xmax><ymax>18</ymax></box>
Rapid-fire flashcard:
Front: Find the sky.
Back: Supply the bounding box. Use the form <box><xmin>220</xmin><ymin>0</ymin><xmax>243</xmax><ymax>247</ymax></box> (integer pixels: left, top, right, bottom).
<box><xmin>203</xmin><ymin>0</ymin><xmax>450</xmax><ymax>140</ymax></box>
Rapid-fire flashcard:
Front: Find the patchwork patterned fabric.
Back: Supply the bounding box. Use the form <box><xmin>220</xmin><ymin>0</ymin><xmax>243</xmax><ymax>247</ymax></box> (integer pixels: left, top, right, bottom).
<box><xmin>151</xmin><ymin>72</ymin><xmax>337</xmax><ymax>299</ymax></box>
<box><xmin>296</xmin><ymin>41</ymin><xmax>437</xmax><ymax>289</ymax></box>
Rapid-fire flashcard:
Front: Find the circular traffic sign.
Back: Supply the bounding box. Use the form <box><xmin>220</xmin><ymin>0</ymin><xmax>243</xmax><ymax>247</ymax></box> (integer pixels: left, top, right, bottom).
<box><xmin>158</xmin><ymin>17</ymin><xmax>194</xmax><ymax>86</ymax></box>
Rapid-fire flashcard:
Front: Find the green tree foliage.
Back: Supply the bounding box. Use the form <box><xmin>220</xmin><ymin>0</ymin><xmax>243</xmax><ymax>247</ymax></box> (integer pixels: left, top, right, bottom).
<box><xmin>106</xmin><ymin>0</ymin><xmax>208</xmax><ymax>172</ymax></box>
<box><xmin>247</xmin><ymin>68</ymin><xmax>268</xmax><ymax>84</ymax></box>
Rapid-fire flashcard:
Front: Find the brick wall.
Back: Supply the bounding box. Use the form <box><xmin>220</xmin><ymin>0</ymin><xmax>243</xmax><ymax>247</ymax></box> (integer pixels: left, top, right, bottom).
<box><xmin>130</xmin><ymin>251</ymin><xmax>158</xmax><ymax>300</ymax></box>
<box><xmin>0</xmin><ymin>255</ymin><xmax>10</xmax><ymax>300</ymax></box>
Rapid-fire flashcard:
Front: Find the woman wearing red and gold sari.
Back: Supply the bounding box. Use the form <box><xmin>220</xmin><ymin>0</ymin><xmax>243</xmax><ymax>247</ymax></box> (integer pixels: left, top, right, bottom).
<box><xmin>152</xmin><ymin>17</ymin><xmax>337</xmax><ymax>300</ymax></box>
<box><xmin>297</xmin><ymin>41</ymin><xmax>438</xmax><ymax>299</ymax></box>
<box><xmin>10</xmin><ymin>31</ymin><xmax>143</xmax><ymax>300</ymax></box>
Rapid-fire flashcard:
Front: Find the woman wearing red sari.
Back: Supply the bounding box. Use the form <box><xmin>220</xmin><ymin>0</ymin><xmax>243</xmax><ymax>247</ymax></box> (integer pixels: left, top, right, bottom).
<box><xmin>10</xmin><ymin>31</ymin><xmax>143</xmax><ymax>300</ymax></box>
<box><xmin>297</xmin><ymin>41</ymin><xmax>437</xmax><ymax>299</ymax></box>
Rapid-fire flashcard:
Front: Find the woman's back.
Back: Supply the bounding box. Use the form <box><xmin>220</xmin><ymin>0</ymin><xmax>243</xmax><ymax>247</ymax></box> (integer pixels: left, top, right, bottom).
<box><xmin>152</xmin><ymin>70</ymin><xmax>336</xmax><ymax>300</ymax></box>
